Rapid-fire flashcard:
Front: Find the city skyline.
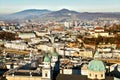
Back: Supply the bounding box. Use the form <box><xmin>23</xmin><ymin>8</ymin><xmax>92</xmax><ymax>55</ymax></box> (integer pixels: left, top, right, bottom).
<box><xmin>0</xmin><ymin>0</ymin><xmax>120</xmax><ymax>14</ymax></box>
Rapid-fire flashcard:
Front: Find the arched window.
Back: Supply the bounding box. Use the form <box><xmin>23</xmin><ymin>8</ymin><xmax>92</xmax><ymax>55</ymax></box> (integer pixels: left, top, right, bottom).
<box><xmin>45</xmin><ymin>73</ymin><xmax>47</xmax><ymax>77</ymax></box>
<box><xmin>101</xmin><ymin>74</ymin><xmax>103</xmax><ymax>77</ymax></box>
<box><xmin>95</xmin><ymin>74</ymin><xmax>97</xmax><ymax>78</ymax></box>
<box><xmin>89</xmin><ymin>73</ymin><xmax>91</xmax><ymax>76</ymax></box>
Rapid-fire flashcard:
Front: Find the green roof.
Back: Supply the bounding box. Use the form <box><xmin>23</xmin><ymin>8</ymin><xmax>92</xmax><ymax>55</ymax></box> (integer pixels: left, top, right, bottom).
<box><xmin>44</xmin><ymin>55</ymin><xmax>50</xmax><ymax>62</ymax></box>
<box><xmin>52</xmin><ymin>52</ymin><xmax>58</xmax><ymax>57</ymax></box>
<box><xmin>88</xmin><ymin>60</ymin><xmax>105</xmax><ymax>71</ymax></box>
<box><xmin>112</xmin><ymin>45</ymin><xmax>116</xmax><ymax>49</ymax></box>
<box><xmin>94</xmin><ymin>51</ymin><xmax>99</xmax><ymax>58</ymax></box>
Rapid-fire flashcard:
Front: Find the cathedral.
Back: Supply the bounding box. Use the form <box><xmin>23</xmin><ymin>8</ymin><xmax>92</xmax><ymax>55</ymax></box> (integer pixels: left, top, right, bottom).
<box><xmin>42</xmin><ymin>48</ymin><xmax>59</xmax><ymax>80</ymax></box>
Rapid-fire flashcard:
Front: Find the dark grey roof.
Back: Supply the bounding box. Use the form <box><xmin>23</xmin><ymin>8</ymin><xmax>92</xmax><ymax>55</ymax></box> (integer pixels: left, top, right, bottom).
<box><xmin>56</xmin><ymin>74</ymin><xmax>88</xmax><ymax>80</ymax></box>
<box><xmin>0</xmin><ymin>69</ymin><xmax>8</xmax><ymax>76</ymax></box>
<box><xmin>9</xmin><ymin>72</ymin><xmax>42</xmax><ymax>77</ymax></box>
<box><xmin>15</xmin><ymin>72</ymin><xmax>41</xmax><ymax>76</ymax></box>
<box><xmin>56</xmin><ymin>74</ymin><xmax>114</xmax><ymax>80</ymax></box>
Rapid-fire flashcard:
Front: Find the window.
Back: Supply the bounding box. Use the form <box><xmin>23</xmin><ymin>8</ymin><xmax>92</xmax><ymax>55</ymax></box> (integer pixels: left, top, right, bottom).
<box><xmin>101</xmin><ymin>74</ymin><xmax>103</xmax><ymax>77</ymax></box>
<box><xmin>45</xmin><ymin>73</ymin><xmax>47</xmax><ymax>77</ymax></box>
<box><xmin>89</xmin><ymin>73</ymin><xmax>91</xmax><ymax>76</ymax></box>
<box><xmin>95</xmin><ymin>74</ymin><xmax>97</xmax><ymax>78</ymax></box>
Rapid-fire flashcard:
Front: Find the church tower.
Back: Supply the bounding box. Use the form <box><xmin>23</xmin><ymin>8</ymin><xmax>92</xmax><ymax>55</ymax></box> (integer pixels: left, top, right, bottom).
<box><xmin>51</xmin><ymin>48</ymin><xmax>58</xmax><ymax>62</ymax></box>
<box><xmin>51</xmin><ymin>47</ymin><xmax>60</xmax><ymax>80</ymax></box>
<box><xmin>42</xmin><ymin>54</ymin><xmax>51</xmax><ymax>80</ymax></box>
<box><xmin>51</xmin><ymin>47</ymin><xmax>59</xmax><ymax>71</ymax></box>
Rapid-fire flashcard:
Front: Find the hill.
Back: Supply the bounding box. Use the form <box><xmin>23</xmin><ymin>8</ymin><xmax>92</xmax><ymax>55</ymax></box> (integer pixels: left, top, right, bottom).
<box><xmin>0</xmin><ymin>9</ymin><xmax>120</xmax><ymax>22</ymax></box>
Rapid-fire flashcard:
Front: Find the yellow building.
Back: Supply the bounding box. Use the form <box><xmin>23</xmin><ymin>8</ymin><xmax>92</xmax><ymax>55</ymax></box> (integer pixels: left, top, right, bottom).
<box><xmin>6</xmin><ymin>76</ymin><xmax>41</xmax><ymax>80</ymax></box>
<box><xmin>79</xmin><ymin>51</ymin><xmax>93</xmax><ymax>58</ymax></box>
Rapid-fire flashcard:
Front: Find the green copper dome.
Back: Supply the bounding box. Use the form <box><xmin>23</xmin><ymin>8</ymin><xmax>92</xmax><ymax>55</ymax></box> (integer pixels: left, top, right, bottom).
<box><xmin>52</xmin><ymin>52</ymin><xmax>58</xmax><ymax>57</ymax></box>
<box><xmin>44</xmin><ymin>55</ymin><xmax>50</xmax><ymax>62</ymax></box>
<box><xmin>88</xmin><ymin>60</ymin><xmax>105</xmax><ymax>71</ymax></box>
<box><xmin>52</xmin><ymin>47</ymin><xmax>58</xmax><ymax>57</ymax></box>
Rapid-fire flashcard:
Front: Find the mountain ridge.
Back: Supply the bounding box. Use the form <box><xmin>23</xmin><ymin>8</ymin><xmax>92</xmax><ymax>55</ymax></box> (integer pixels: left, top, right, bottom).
<box><xmin>0</xmin><ymin>9</ymin><xmax>120</xmax><ymax>21</ymax></box>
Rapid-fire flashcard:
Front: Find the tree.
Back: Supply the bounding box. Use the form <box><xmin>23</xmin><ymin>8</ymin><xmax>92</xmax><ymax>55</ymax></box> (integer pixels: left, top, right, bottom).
<box><xmin>0</xmin><ymin>31</ymin><xmax>16</xmax><ymax>41</ymax></box>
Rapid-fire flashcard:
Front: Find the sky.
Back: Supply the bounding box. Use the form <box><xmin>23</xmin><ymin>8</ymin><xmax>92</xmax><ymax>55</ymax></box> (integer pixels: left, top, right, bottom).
<box><xmin>0</xmin><ymin>0</ymin><xmax>120</xmax><ymax>14</ymax></box>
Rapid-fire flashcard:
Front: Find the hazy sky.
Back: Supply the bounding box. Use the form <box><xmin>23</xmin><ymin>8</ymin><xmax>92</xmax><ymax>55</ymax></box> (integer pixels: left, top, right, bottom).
<box><xmin>0</xmin><ymin>0</ymin><xmax>120</xmax><ymax>14</ymax></box>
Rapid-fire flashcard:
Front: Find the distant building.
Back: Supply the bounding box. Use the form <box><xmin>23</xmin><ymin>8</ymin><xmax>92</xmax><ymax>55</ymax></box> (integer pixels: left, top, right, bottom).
<box><xmin>94</xmin><ymin>26</ymin><xmax>104</xmax><ymax>32</ymax></box>
<box><xmin>18</xmin><ymin>32</ymin><xmax>36</xmax><ymax>39</ymax></box>
<box><xmin>64</xmin><ymin>22</ymin><xmax>72</xmax><ymax>28</ymax></box>
<box><xmin>4</xmin><ymin>42</ymin><xmax>27</xmax><ymax>50</ymax></box>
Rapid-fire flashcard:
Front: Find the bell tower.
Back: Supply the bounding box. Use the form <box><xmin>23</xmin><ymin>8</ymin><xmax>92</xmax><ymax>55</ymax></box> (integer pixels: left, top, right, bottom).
<box><xmin>42</xmin><ymin>54</ymin><xmax>51</xmax><ymax>80</ymax></box>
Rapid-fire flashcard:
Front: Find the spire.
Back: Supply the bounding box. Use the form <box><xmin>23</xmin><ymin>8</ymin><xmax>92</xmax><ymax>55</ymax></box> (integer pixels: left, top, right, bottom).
<box><xmin>51</xmin><ymin>35</ymin><xmax>55</xmax><ymax>44</ymax></box>
<box><xmin>52</xmin><ymin>45</ymin><xmax>58</xmax><ymax>57</ymax></box>
<box><xmin>44</xmin><ymin>52</ymin><xmax>50</xmax><ymax>62</ymax></box>
<box><xmin>94</xmin><ymin>50</ymin><xmax>99</xmax><ymax>59</ymax></box>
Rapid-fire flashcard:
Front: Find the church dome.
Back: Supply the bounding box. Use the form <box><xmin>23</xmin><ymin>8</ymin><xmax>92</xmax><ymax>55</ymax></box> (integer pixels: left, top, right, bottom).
<box><xmin>44</xmin><ymin>55</ymin><xmax>50</xmax><ymax>62</ymax></box>
<box><xmin>88</xmin><ymin>60</ymin><xmax>105</xmax><ymax>71</ymax></box>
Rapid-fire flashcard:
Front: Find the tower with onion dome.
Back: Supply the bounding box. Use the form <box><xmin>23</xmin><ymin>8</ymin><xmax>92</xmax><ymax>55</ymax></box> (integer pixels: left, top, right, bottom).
<box><xmin>51</xmin><ymin>47</ymin><xmax>59</xmax><ymax>71</ymax></box>
<box><xmin>42</xmin><ymin>53</ymin><xmax>51</xmax><ymax>80</ymax></box>
<box><xmin>51</xmin><ymin>47</ymin><xmax>60</xmax><ymax>80</ymax></box>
